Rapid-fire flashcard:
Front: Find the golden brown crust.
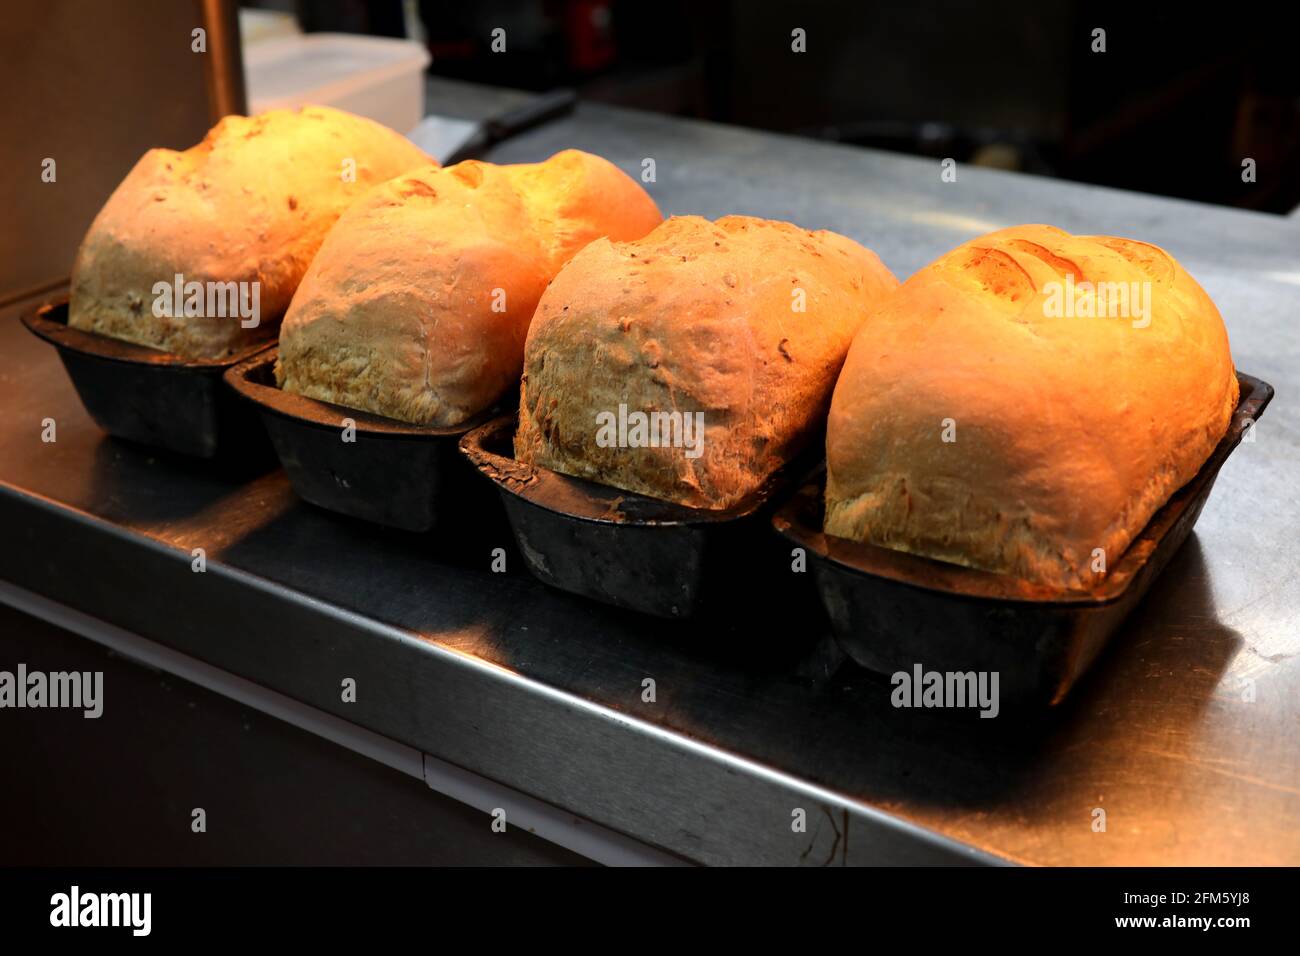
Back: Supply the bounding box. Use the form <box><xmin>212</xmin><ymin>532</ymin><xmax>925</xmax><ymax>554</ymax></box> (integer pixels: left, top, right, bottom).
<box><xmin>514</xmin><ymin>215</ymin><xmax>900</xmax><ymax>509</ymax></box>
<box><xmin>274</xmin><ymin>150</ymin><xmax>662</xmax><ymax>426</ymax></box>
<box><xmin>68</xmin><ymin>106</ymin><xmax>432</xmax><ymax>359</ymax></box>
<box><xmin>824</xmin><ymin>224</ymin><xmax>1238</xmax><ymax>589</ymax></box>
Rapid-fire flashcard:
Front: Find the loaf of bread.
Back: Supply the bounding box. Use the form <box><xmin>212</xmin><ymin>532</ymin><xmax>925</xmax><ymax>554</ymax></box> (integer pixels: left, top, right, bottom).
<box><xmin>275</xmin><ymin>150</ymin><xmax>662</xmax><ymax>426</ymax></box>
<box><xmin>824</xmin><ymin>224</ymin><xmax>1238</xmax><ymax>589</ymax></box>
<box><xmin>69</xmin><ymin>106</ymin><xmax>432</xmax><ymax>359</ymax></box>
<box><xmin>515</xmin><ymin>215</ymin><xmax>900</xmax><ymax>509</ymax></box>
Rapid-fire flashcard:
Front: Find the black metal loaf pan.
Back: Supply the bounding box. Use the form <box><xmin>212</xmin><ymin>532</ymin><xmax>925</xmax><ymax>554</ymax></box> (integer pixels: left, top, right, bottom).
<box><xmin>224</xmin><ymin>348</ymin><xmax>498</xmax><ymax>532</ymax></box>
<box><xmin>21</xmin><ymin>297</ymin><xmax>273</xmax><ymax>459</ymax></box>
<box><xmin>771</xmin><ymin>371</ymin><xmax>1273</xmax><ymax>706</ymax></box>
<box><xmin>459</xmin><ymin>415</ymin><xmax>821</xmax><ymax>619</ymax></box>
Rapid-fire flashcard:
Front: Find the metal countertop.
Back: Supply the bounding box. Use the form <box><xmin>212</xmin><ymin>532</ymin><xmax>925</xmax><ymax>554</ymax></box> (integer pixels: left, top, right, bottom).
<box><xmin>2</xmin><ymin>82</ymin><xmax>1298</xmax><ymax>865</ymax></box>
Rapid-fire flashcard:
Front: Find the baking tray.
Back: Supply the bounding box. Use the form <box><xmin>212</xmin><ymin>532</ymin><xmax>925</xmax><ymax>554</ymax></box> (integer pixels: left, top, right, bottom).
<box><xmin>459</xmin><ymin>415</ymin><xmax>823</xmax><ymax>619</ymax></box>
<box><xmin>21</xmin><ymin>296</ymin><xmax>274</xmax><ymax>460</ymax></box>
<box><xmin>224</xmin><ymin>348</ymin><xmax>501</xmax><ymax>532</ymax></box>
<box><xmin>771</xmin><ymin>371</ymin><xmax>1273</xmax><ymax>705</ymax></box>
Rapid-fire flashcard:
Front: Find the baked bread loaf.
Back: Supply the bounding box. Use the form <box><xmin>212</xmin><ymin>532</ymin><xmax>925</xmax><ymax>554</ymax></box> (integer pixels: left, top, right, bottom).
<box><xmin>824</xmin><ymin>224</ymin><xmax>1238</xmax><ymax>590</ymax></box>
<box><xmin>275</xmin><ymin>150</ymin><xmax>662</xmax><ymax>426</ymax></box>
<box><xmin>515</xmin><ymin>215</ymin><xmax>899</xmax><ymax>509</ymax></box>
<box><xmin>69</xmin><ymin>106</ymin><xmax>431</xmax><ymax>359</ymax></box>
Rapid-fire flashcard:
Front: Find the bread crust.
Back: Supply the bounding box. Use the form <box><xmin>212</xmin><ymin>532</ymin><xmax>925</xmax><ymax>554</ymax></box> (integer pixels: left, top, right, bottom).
<box><xmin>69</xmin><ymin>106</ymin><xmax>432</xmax><ymax>359</ymax></box>
<box><xmin>275</xmin><ymin>150</ymin><xmax>662</xmax><ymax>426</ymax></box>
<box><xmin>824</xmin><ymin>224</ymin><xmax>1239</xmax><ymax>589</ymax></box>
<box><xmin>515</xmin><ymin>215</ymin><xmax>899</xmax><ymax>509</ymax></box>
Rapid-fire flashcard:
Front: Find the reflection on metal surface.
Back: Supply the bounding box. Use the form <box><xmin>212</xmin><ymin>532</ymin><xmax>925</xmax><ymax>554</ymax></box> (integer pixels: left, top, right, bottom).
<box><xmin>904</xmin><ymin>209</ymin><xmax>1006</xmax><ymax>236</ymax></box>
<box><xmin>1260</xmin><ymin>270</ymin><xmax>1300</xmax><ymax>287</ymax></box>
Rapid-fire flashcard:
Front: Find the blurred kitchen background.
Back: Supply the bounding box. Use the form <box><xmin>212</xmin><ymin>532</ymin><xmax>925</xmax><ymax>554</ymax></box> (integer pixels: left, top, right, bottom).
<box><xmin>246</xmin><ymin>0</ymin><xmax>1300</xmax><ymax>214</ymax></box>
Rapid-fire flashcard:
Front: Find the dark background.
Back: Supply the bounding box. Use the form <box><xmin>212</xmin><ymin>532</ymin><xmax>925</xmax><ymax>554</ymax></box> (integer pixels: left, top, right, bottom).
<box><xmin>0</xmin><ymin>603</ymin><xmax>588</xmax><ymax>865</ymax></box>
<box><xmin>260</xmin><ymin>0</ymin><xmax>1300</xmax><ymax>215</ymax></box>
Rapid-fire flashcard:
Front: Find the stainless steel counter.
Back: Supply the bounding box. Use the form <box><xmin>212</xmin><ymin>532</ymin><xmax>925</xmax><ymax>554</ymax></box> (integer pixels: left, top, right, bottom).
<box><xmin>2</xmin><ymin>82</ymin><xmax>1298</xmax><ymax>865</ymax></box>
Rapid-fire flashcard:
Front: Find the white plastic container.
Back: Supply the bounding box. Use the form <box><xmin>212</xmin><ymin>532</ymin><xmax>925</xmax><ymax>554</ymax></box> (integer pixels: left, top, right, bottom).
<box><xmin>243</xmin><ymin>33</ymin><xmax>430</xmax><ymax>134</ymax></box>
